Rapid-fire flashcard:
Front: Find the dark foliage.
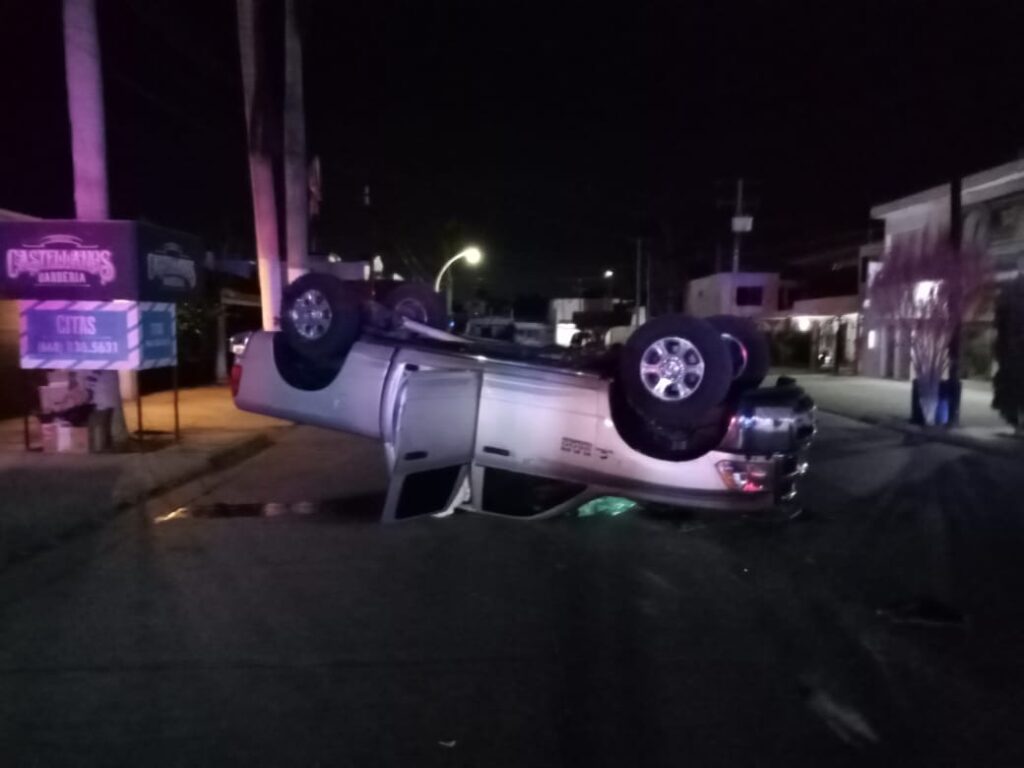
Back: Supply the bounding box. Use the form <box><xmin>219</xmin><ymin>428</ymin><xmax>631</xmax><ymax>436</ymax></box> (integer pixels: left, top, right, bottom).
<box><xmin>992</xmin><ymin>278</ymin><xmax>1024</xmax><ymax>427</ymax></box>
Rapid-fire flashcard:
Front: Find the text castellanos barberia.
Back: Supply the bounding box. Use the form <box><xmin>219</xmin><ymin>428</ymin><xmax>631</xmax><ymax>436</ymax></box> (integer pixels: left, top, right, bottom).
<box><xmin>6</xmin><ymin>244</ymin><xmax>116</xmax><ymax>286</ymax></box>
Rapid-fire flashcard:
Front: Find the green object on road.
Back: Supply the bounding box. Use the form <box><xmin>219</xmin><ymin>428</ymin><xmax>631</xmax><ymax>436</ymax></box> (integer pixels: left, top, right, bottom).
<box><xmin>577</xmin><ymin>496</ymin><xmax>638</xmax><ymax>517</ymax></box>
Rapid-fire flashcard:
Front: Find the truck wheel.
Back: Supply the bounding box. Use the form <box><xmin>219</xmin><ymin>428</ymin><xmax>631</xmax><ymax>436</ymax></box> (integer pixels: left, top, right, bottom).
<box><xmin>281</xmin><ymin>273</ymin><xmax>362</xmax><ymax>361</ymax></box>
<box><xmin>618</xmin><ymin>314</ymin><xmax>732</xmax><ymax>429</ymax></box>
<box><xmin>272</xmin><ymin>332</ymin><xmax>343</xmax><ymax>391</ymax></box>
<box><xmin>609</xmin><ymin>382</ymin><xmax>730</xmax><ymax>462</ymax></box>
<box><xmin>706</xmin><ymin>315</ymin><xmax>769</xmax><ymax>390</ymax></box>
<box><xmin>385</xmin><ymin>283</ymin><xmax>447</xmax><ymax>329</ymax></box>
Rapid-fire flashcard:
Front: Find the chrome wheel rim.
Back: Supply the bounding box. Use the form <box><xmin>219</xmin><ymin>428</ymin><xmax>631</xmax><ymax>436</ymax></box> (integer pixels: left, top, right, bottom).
<box><xmin>639</xmin><ymin>336</ymin><xmax>705</xmax><ymax>401</ymax></box>
<box><xmin>289</xmin><ymin>289</ymin><xmax>333</xmax><ymax>340</ymax></box>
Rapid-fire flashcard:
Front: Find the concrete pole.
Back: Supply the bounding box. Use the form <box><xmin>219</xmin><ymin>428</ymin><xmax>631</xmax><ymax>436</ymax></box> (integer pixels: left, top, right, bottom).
<box><xmin>237</xmin><ymin>0</ymin><xmax>283</xmax><ymax>331</ymax></box>
<box><xmin>635</xmin><ymin>237</ymin><xmax>642</xmax><ymax>321</ymax></box>
<box><xmin>215</xmin><ymin>307</ymin><xmax>228</xmax><ymax>383</ymax></box>
<box><xmin>62</xmin><ymin>0</ymin><xmax>106</xmax><ymax>222</ymax></box>
<box><xmin>63</xmin><ymin>0</ymin><xmax>131</xmax><ymax>439</ymax></box>
<box><xmin>646</xmin><ymin>246</ymin><xmax>653</xmax><ymax>318</ymax></box>
<box><xmin>283</xmin><ymin>0</ymin><xmax>308</xmax><ymax>284</ymax></box>
<box><xmin>731</xmin><ymin>177</ymin><xmax>744</xmax><ymax>273</ymax></box>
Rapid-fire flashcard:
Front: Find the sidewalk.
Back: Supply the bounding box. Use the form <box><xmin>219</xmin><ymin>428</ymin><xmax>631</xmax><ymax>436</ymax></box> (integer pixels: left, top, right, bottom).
<box><xmin>0</xmin><ymin>386</ymin><xmax>289</xmax><ymax>570</ymax></box>
<box><xmin>787</xmin><ymin>371</ymin><xmax>1023</xmax><ymax>454</ymax></box>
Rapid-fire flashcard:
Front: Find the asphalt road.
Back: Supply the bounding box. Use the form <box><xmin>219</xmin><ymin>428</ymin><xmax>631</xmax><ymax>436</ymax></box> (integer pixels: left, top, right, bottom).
<box><xmin>1</xmin><ymin>418</ymin><xmax>1022</xmax><ymax>767</ymax></box>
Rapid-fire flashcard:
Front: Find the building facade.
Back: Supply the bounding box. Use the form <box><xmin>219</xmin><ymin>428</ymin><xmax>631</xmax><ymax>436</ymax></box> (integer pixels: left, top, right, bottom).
<box><xmin>686</xmin><ymin>272</ymin><xmax>786</xmax><ymax>318</ymax></box>
<box><xmin>861</xmin><ymin>158</ymin><xmax>1024</xmax><ymax>380</ymax></box>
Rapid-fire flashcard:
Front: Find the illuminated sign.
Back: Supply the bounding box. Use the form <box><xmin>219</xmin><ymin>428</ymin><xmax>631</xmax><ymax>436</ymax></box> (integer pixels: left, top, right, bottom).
<box><xmin>19</xmin><ymin>300</ymin><xmax>176</xmax><ymax>370</ymax></box>
<box><xmin>0</xmin><ymin>221</ymin><xmax>203</xmax><ymax>301</ymax></box>
<box><xmin>6</xmin><ymin>234</ymin><xmax>117</xmax><ymax>287</ymax></box>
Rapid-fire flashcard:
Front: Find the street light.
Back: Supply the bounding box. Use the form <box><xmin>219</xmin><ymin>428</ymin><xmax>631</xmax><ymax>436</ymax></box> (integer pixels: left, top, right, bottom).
<box><xmin>603</xmin><ymin>268</ymin><xmax>615</xmax><ymax>298</ymax></box>
<box><xmin>434</xmin><ymin>246</ymin><xmax>483</xmax><ymax>292</ymax></box>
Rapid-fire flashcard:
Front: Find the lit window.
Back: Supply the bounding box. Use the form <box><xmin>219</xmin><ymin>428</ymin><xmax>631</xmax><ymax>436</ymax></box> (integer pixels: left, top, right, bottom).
<box><xmin>914</xmin><ymin>280</ymin><xmax>940</xmax><ymax>306</ymax></box>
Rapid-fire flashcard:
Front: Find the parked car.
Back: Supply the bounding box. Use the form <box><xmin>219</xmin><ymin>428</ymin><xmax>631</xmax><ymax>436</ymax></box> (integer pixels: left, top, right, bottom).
<box><xmin>232</xmin><ymin>273</ymin><xmax>815</xmax><ymax>521</ymax></box>
<box><xmin>465</xmin><ymin>317</ymin><xmax>554</xmax><ymax>347</ymax></box>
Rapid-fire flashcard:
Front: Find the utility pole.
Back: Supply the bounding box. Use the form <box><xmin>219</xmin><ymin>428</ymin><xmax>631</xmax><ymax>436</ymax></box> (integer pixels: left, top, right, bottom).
<box><xmin>715</xmin><ymin>177</ymin><xmax>756</xmax><ymax>275</ymax></box>
<box><xmin>283</xmin><ymin>0</ymin><xmax>308</xmax><ymax>284</ymax></box>
<box><xmin>308</xmin><ymin>156</ymin><xmax>322</xmax><ymax>253</ymax></box>
<box><xmin>237</xmin><ymin>0</ymin><xmax>283</xmax><ymax>331</ymax></box>
<box><xmin>63</xmin><ymin>0</ymin><xmax>106</xmax><ymax>222</ymax></box>
<box><xmin>731</xmin><ymin>177</ymin><xmax>745</xmax><ymax>273</ymax></box>
<box><xmin>646</xmin><ymin>244</ymin><xmax>653</xmax><ymax>318</ymax></box>
<box><xmin>635</xmin><ymin>236</ymin><xmax>643</xmax><ymax>322</ymax></box>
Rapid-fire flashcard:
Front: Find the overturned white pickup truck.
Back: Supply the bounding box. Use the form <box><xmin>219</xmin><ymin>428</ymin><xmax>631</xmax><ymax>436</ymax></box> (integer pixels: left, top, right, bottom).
<box><xmin>232</xmin><ymin>274</ymin><xmax>815</xmax><ymax>521</ymax></box>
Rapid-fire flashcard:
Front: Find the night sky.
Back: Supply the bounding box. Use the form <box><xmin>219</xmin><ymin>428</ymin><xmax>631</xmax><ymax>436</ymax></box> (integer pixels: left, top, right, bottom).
<box><xmin>2</xmin><ymin>0</ymin><xmax>1023</xmax><ymax>297</ymax></box>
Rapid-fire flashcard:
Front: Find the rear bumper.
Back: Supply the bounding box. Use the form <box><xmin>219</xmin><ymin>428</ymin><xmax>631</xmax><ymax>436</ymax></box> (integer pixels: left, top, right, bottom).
<box><xmin>614</xmin><ymin>453</ymin><xmax>806</xmax><ymax>512</ymax></box>
<box><xmin>472</xmin><ymin>449</ymin><xmax>807</xmax><ymax>515</ymax></box>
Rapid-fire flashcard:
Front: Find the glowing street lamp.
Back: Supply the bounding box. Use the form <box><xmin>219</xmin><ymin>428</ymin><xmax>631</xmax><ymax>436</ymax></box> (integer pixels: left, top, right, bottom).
<box><xmin>603</xmin><ymin>268</ymin><xmax>615</xmax><ymax>297</ymax></box>
<box><xmin>435</xmin><ymin>246</ymin><xmax>483</xmax><ymax>314</ymax></box>
<box><xmin>434</xmin><ymin>246</ymin><xmax>483</xmax><ymax>292</ymax></box>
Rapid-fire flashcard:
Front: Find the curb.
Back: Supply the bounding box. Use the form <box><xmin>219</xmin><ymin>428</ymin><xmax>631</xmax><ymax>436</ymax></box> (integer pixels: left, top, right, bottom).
<box><xmin>116</xmin><ymin>432</ymin><xmax>275</xmax><ymax>508</ymax></box>
<box><xmin>821</xmin><ymin>408</ymin><xmax>1023</xmax><ymax>457</ymax></box>
<box><xmin>0</xmin><ymin>431</ymin><xmax>275</xmax><ymax>574</ymax></box>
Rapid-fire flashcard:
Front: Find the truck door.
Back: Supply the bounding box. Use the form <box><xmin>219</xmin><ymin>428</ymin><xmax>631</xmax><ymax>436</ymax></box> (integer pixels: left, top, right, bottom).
<box><xmin>382</xmin><ymin>369</ymin><xmax>481</xmax><ymax>522</ymax></box>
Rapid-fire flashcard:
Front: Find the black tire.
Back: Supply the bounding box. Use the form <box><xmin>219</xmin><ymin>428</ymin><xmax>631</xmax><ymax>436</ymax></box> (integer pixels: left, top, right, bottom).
<box><xmin>609</xmin><ymin>382</ymin><xmax>731</xmax><ymax>462</ymax></box>
<box><xmin>281</xmin><ymin>273</ymin><xmax>362</xmax><ymax>361</ymax></box>
<box><xmin>384</xmin><ymin>283</ymin><xmax>447</xmax><ymax>329</ymax></box>
<box><xmin>272</xmin><ymin>332</ymin><xmax>344</xmax><ymax>391</ymax></box>
<box><xmin>618</xmin><ymin>314</ymin><xmax>732</xmax><ymax>429</ymax></box>
<box><xmin>706</xmin><ymin>315</ymin><xmax>770</xmax><ymax>390</ymax></box>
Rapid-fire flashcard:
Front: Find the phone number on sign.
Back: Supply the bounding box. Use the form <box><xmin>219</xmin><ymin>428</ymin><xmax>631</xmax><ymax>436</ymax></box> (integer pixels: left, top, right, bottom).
<box><xmin>35</xmin><ymin>340</ymin><xmax>120</xmax><ymax>355</ymax></box>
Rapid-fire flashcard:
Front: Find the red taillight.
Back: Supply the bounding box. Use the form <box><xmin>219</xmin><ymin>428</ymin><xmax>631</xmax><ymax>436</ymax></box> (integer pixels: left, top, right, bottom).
<box><xmin>230</xmin><ymin>362</ymin><xmax>243</xmax><ymax>398</ymax></box>
<box><xmin>716</xmin><ymin>460</ymin><xmax>770</xmax><ymax>494</ymax></box>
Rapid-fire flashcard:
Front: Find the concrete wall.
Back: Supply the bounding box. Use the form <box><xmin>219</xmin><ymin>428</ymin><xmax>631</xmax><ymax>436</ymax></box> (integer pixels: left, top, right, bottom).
<box><xmin>790</xmin><ymin>295</ymin><xmax>860</xmax><ymax>316</ymax></box>
<box><xmin>864</xmin><ymin>185</ymin><xmax>1023</xmax><ymax>380</ymax></box>
<box><xmin>1</xmin><ymin>299</ymin><xmax>19</xmax><ymax>380</ymax></box>
<box><xmin>861</xmin><ymin>324</ymin><xmax>913</xmax><ymax>380</ymax></box>
<box><xmin>861</xmin><ymin>199</ymin><xmax>941</xmax><ymax>379</ymax></box>
<box><xmin>0</xmin><ymin>299</ymin><xmax>45</xmax><ymax>420</ymax></box>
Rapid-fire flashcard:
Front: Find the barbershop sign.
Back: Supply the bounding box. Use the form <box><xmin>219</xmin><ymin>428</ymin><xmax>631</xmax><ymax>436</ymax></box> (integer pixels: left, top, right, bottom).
<box><xmin>0</xmin><ymin>221</ymin><xmax>203</xmax><ymax>302</ymax></box>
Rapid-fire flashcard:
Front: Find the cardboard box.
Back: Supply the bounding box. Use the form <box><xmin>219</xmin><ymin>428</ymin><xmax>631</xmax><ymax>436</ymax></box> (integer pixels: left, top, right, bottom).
<box><xmin>40</xmin><ymin>421</ymin><xmax>91</xmax><ymax>454</ymax></box>
<box><xmin>40</xmin><ymin>421</ymin><xmax>59</xmax><ymax>454</ymax></box>
<box><xmin>56</xmin><ymin>424</ymin><xmax>90</xmax><ymax>454</ymax></box>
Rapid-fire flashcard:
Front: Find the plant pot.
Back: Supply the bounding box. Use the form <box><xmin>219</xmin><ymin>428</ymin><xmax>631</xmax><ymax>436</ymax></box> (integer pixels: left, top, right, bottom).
<box><xmin>911</xmin><ymin>377</ymin><xmax>944</xmax><ymax>426</ymax></box>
